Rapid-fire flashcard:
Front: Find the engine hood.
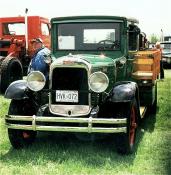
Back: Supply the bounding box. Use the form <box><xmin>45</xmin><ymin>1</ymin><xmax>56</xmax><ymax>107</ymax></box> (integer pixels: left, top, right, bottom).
<box><xmin>78</xmin><ymin>54</ymin><xmax>115</xmax><ymax>66</ymax></box>
<box><xmin>51</xmin><ymin>54</ymin><xmax>115</xmax><ymax>69</ymax></box>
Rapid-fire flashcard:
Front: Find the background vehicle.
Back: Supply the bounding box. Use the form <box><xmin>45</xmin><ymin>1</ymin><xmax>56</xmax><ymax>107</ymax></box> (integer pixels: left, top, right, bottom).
<box><xmin>160</xmin><ymin>41</ymin><xmax>171</xmax><ymax>67</ymax></box>
<box><xmin>5</xmin><ymin>16</ymin><xmax>160</xmax><ymax>154</ymax></box>
<box><xmin>0</xmin><ymin>16</ymin><xmax>50</xmax><ymax>92</ymax></box>
<box><xmin>164</xmin><ymin>36</ymin><xmax>171</xmax><ymax>41</ymax></box>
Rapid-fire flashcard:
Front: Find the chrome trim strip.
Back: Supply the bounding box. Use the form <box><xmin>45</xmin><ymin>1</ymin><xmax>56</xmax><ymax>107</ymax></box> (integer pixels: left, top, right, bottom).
<box><xmin>32</xmin><ymin>115</ymin><xmax>36</xmax><ymax>131</ymax></box>
<box><xmin>88</xmin><ymin>116</ymin><xmax>92</xmax><ymax>133</ymax></box>
<box><xmin>6</xmin><ymin>115</ymin><xmax>127</xmax><ymax>124</ymax></box>
<box><xmin>50</xmin><ymin>105</ymin><xmax>91</xmax><ymax>117</ymax></box>
<box><xmin>50</xmin><ymin>56</ymin><xmax>92</xmax><ymax>84</ymax></box>
<box><xmin>6</xmin><ymin>115</ymin><xmax>33</xmax><ymax>121</ymax></box>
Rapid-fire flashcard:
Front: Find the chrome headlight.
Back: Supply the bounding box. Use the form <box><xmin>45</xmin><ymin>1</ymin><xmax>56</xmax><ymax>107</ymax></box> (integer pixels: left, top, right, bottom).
<box><xmin>27</xmin><ymin>71</ymin><xmax>46</xmax><ymax>91</ymax></box>
<box><xmin>89</xmin><ymin>72</ymin><xmax>109</xmax><ymax>93</ymax></box>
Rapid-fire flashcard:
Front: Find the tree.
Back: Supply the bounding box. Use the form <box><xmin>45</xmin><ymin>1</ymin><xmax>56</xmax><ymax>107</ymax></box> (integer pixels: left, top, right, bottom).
<box><xmin>150</xmin><ymin>34</ymin><xmax>159</xmax><ymax>43</ymax></box>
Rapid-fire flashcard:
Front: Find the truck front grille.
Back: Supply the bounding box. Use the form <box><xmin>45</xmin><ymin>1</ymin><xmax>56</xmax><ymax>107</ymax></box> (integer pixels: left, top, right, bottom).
<box><xmin>51</xmin><ymin>67</ymin><xmax>89</xmax><ymax>105</ymax></box>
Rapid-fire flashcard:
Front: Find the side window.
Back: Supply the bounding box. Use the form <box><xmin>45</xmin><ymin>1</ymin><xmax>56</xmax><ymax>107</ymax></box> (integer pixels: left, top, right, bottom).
<box><xmin>139</xmin><ymin>32</ymin><xmax>147</xmax><ymax>50</ymax></box>
<box><xmin>41</xmin><ymin>23</ymin><xmax>49</xmax><ymax>36</ymax></box>
<box><xmin>128</xmin><ymin>25</ymin><xmax>140</xmax><ymax>51</ymax></box>
<box><xmin>3</xmin><ymin>23</ymin><xmax>25</xmax><ymax>35</ymax></box>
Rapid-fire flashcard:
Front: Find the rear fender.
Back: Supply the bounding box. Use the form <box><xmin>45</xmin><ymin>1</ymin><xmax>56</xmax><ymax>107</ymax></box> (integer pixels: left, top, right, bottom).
<box><xmin>5</xmin><ymin>80</ymin><xmax>28</xmax><ymax>100</ymax></box>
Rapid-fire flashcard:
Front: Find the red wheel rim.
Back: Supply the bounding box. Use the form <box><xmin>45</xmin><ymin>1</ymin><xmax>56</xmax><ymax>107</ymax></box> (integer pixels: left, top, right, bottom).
<box><xmin>129</xmin><ymin>106</ymin><xmax>137</xmax><ymax>146</ymax></box>
<box><xmin>23</xmin><ymin>132</ymin><xmax>30</xmax><ymax>139</ymax></box>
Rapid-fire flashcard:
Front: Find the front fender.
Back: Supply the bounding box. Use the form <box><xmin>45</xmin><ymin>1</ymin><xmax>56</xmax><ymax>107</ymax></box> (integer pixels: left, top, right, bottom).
<box><xmin>5</xmin><ymin>80</ymin><xmax>28</xmax><ymax>100</ymax></box>
<box><xmin>109</xmin><ymin>81</ymin><xmax>138</xmax><ymax>102</ymax></box>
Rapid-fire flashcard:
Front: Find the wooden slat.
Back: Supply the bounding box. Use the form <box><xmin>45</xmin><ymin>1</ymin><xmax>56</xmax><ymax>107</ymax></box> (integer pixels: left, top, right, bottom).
<box><xmin>132</xmin><ymin>71</ymin><xmax>153</xmax><ymax>80</ymax></box>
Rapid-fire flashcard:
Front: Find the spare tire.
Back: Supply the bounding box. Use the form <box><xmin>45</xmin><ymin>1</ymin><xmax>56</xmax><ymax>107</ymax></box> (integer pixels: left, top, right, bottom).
<box><xmin>0</xmin><ymin>57</ymin><xmax>23</xmax><ymax>93</ymax></box>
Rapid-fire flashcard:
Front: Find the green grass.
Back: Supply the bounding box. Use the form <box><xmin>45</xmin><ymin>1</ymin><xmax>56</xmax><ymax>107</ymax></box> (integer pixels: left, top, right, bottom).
<box><xmin>0</xmin><ymin>70</ymin><xmax>171</xmax><ymax>175</ymax></box>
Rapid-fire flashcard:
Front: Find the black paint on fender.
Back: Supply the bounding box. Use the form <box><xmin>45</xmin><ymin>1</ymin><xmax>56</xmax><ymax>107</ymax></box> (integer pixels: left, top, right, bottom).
<box><xmin>5</xmin><ymin>80</ymin><xmax>28</xmax><ymax>100</ymax></box>
<box><xmin>109</xmin><ymin>81</ymin><xmax>138</xmax><ymax>102</ymax></box>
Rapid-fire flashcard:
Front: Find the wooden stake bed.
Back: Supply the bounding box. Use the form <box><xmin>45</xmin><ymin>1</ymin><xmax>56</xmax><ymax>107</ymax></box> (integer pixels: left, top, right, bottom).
<box><xmin>132</xmin><ymin>50</ymin><xmax>161</xmax><ymax>81</ymax></box>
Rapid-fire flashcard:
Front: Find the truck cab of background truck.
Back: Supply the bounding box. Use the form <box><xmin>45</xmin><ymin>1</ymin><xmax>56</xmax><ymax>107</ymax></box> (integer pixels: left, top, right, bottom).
<box><xmin>0</xmin><ymin>16</ymin><xmax>50</xmax><ymax>92</ymax></box>
<box><xmin>5</xmin><ymin>16</ymin><xmax>160</xmax><ymax>154</ymax></box>
<box><xmin>0</xmin><ymin>16</ymin><xmax>50</xmax><ymax>53</ymax></box>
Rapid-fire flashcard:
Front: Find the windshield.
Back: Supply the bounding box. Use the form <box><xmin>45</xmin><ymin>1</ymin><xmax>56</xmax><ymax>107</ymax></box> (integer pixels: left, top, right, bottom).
<box><xmin>57</xmin><ymin>23</ymin><xmax>120</xmax><ymax>51</ymax></box>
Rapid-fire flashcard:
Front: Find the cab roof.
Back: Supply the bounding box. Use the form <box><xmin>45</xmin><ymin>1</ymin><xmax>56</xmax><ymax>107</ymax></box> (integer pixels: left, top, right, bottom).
<box><xmin>51</xmin><ymin>15</ymin><xmax>139</xmax><ymax>24</ymax></box>
<box><xmin>0</xmin><ymin>16</ymin><xmax>49</xmax><ymax>23</ymax></box>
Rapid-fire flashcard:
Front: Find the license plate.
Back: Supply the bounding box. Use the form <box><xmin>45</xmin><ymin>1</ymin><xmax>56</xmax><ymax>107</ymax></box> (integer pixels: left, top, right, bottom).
<box><xmin>56</xmin><ymin>90</ymin><xmax>78</xmax><ymax>103</ymax></box>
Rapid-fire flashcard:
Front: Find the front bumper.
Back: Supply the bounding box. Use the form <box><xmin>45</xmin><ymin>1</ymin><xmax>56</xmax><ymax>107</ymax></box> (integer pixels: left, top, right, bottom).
<box><xmin>5</xmin><ymin>115</ymin><xmax>127</xmax><ymax>133</ymax></box>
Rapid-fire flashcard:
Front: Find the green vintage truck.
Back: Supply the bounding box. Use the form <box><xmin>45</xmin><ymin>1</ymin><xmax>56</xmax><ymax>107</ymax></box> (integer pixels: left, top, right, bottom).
<box><xmin>5</xmin><ymin>16</ymin><xmax>161</xmax><ymax>154</ymax></box>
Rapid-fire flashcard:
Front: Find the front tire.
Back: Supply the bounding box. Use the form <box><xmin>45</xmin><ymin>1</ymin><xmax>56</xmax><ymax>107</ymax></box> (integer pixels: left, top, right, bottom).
<box><xmin>8</xmin><ymin>99</ymin><xmax>37</xmax><ymax>149</ymax></box>
<box><xmin>8</xmin><ymin>129</ymin><xmax>36</xmax><ymax>149</ymax></box>
<box><xmin>115</xmin><ymin>99</ymin><xmax>138</xmax><ymax>154</ymax></box>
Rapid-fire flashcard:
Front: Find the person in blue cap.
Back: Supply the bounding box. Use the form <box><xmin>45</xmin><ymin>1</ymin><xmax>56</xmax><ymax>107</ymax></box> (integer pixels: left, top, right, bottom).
<box><xmin>28</xmin><ymin>38</ymin><xmax>51</xmax><ymax>80</ymax></box>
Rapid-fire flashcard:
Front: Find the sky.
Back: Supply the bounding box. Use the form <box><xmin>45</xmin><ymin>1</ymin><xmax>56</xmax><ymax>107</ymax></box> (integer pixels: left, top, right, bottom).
<box><xmin>0</xmin><ymin>0</ymin><xmax>171</xmax><ymax>39</ymax></box>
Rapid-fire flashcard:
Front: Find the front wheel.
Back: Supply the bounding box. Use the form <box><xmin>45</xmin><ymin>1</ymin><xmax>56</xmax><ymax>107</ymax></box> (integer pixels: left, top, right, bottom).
<box><xmin>8</xmin><ymin>99</ymin><xmax>37</xmax><ymax>149</ymax></box>
<box><xmin>115</xmin><ymin>99</ymin><xmax>138</xmax><ymax>154</ymax></box>
<box><xmin>8</xmin><ymin>129</ymin><xmax>36</xmax><ymax>149</ymax></box>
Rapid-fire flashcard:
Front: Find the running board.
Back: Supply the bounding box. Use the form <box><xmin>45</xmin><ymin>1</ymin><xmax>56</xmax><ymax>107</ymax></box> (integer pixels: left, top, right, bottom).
<box><xmin>140</xmin><ymin>106</ymin><xmax>147</xmax><ymax>118</ymax></box>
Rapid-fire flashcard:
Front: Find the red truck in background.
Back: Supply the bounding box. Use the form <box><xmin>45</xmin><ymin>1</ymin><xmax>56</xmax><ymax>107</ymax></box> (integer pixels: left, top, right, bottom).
<box><xmin>0</xmin><ymin>16</ymin><xmax>50</xmax><ymax>92</ymax></box>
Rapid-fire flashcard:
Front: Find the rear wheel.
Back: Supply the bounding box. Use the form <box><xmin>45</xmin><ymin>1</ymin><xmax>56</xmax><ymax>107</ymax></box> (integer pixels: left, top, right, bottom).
<box><xmin>8</xmin><ymin>99</ymin><xmax>37</xmax><ymax>149</ymax></box>
<box><xmin>160</xmin><ymin>60</ymin><xmax>164</xmax><ymax>79</ymax></box>
<box><xmin>148</xmin><ymin>84</ymin><xmax>157</xmax><ymax>114</ymax></box>
<box><xmin>115</xmin><ymin>99</ymin><xmax>138</xmax><ymax>154</ymax></box>
<box><xmin>0</xmin><ymin>57</ymin><xmax>23</xmax><ymax>93</ymax></box>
